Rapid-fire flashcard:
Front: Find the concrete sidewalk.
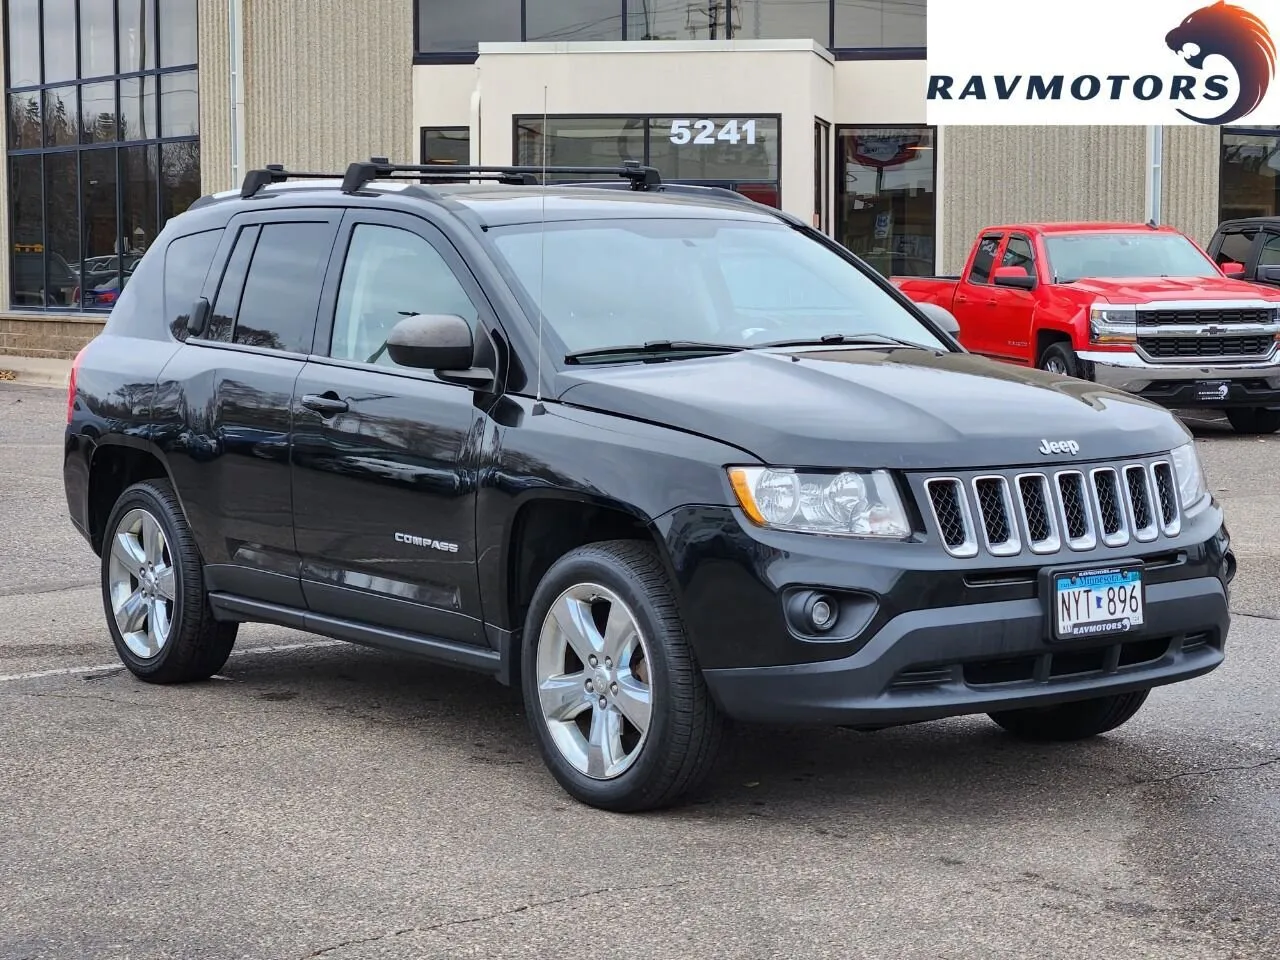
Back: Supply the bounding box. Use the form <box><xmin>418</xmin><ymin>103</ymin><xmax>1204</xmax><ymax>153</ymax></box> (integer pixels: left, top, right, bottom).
<box><xmin>0</xmin><ymin>355</ymin><xmax>73</xmax><ymax>388</ymax></box>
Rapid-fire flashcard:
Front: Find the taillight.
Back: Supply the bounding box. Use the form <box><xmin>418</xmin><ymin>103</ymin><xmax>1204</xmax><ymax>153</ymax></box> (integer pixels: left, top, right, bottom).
<box><xmin>67</xmin><ymin>345</ymin><xmax>87</xmax><ymax>423</ymax></box>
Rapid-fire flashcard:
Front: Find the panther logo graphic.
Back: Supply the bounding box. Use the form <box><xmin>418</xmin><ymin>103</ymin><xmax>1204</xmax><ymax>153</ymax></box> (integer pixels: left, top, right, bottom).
<box><xmin>1167</xmin><ymin>1</ymin><xmax>1277</xmax><ymax>124</ymax></box>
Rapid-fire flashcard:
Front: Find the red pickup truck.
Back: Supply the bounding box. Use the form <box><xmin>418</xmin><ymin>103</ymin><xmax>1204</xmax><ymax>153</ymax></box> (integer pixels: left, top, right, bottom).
<box><xmin>893</xmin><ymin>222</ymin><xmax>1280</xmax><ymax>434</ymax></box>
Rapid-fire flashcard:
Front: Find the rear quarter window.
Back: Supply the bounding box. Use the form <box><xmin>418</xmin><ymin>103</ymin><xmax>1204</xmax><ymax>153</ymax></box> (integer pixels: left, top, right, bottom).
<box><xmin>163</xmin><ymin>228</ymin><xmax>224</xmax><ymax>339</ymax></box>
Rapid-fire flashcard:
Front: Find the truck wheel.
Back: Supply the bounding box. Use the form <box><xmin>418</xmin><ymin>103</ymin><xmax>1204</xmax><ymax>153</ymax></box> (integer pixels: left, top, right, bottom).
<box><xmin>1038</xmin><ymin>342</ymin><xmax>1081</xmax><ymax>378</ymax></box>
<box><xmin>101</xmin><ymin>478</ymin><xmax>238</xmax><ymax>683</ymax></box>
<box><xmin>1225</xmin><ymin>407</ymin><xmax>1280</xmax><ymax>435</ymax></box>
<box><xmin>987</xmin><ymin>690</ymin><xmax>1149</xmax><ymax>741</ymax></box>
<box><xmin>520</xmin><ymin>540</ymin><xmax>725</xmax><ymax>812</ymax></box>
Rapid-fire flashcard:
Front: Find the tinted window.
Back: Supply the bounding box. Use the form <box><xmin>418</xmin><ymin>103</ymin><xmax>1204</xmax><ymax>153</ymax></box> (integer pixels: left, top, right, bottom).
<box><xmin>732</xmin><ymin>0</ymin><xmax>830</xmax><ymax>44</ymax></box>
<box><xmin>232</xmin><ymin>222</ymin><xmax>336</xmax><ymax>353</ymax></box>
<box><xmin>330</xmin><ymin>224</ymin><xmax>477</xmax><ymax>366</ymax></box>
<box><xmin>968</xmin><ymin>234</ymin><xmax>1002</xmax><ymax>285</ymax></box>
<box><xmin>526</xmin><ymin>0</ymin><xmax>623</xmax><ymax>40</ymax></box>
<box><xmin>1215</xmin><ymin>228</ymin><xmax>1257</xmax><ymax>265</ymax></box>
<box><xmin>488</xmin><ymin>218</ymin><xmax>947</xmax><ymax>355</ymax></box>
<box><xmin>834</xmin><ymin>0</ymin><xmax>924</xmax><ymax>47</ymax></box>
<box><xmin>1258</xmin><ymin>233</ymin><xmax>1280</xmax><ymax>267</ymax></box>
<box><xmin>203</xmin><ymin>225</ymin><xmax>258</xmax><ymax>343</ymax></box>
<box><xmin>416</xmin><ymin>0</ymin><xmax>520</xmax><ymax>53</ymax></box>
<box><xmin>421</xmin><ymin>127</ymin><xmax>469</xmax><ymax>164</ymax></box>
<box><xmin>163</xmin><ymin>228</ymin><xmax>224</xmax><ymax>335</ymax></box>
<box><xmin>1002</xmin><ymin>235</ymin><xmax>1035</xmax><ymax>275</ymax></box>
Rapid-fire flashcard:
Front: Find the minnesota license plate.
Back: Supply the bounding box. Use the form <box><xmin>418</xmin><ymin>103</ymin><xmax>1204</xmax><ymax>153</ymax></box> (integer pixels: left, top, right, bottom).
<box><xmin>1052</xmin><ymin>566</ymin><xmax>1144</xmax><ymax>641</ymax></box>
<box><xmin>1195</xmin><ymin>380</ymin><xmax>1230</xmax><ymax>402</ymax></box>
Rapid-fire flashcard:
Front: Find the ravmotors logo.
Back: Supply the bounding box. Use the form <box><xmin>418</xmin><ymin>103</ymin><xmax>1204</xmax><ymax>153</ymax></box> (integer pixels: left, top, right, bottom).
<box><xmin>924</xmin><ymin>0</ymin><xmax>1280</xmax><ymax>125</ymax></box>
<box><xmin>1167</xmin><ymin>1</ymin><xmax>1277</xmax><ymax>123</ymax></box>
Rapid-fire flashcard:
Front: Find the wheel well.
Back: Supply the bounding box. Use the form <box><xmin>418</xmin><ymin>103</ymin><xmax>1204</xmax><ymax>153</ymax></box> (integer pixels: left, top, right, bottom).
<box><xmin>1035</xmin><ymin>329</ymin><xmax>1072</xmax><ymax>364</ymax></box>
<box><xmin>88</xmin><ymin>446</ymin><xmax>168</xmax><ymax>554</ymax></box>
<box><xmin>506</xmin><ymin>499</ymin><xmax>655</xmax><ymax>635</ymax></box>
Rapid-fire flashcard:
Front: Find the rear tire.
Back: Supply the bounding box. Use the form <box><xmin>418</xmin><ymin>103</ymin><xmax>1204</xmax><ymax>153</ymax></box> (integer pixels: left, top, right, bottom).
<box><xmin>100</xmin><ymin>478</ymin><xmax>238</xmax><ymax>683</ymax></box>
<box><xmin>988</xmin><ymin>690</ymin><xmax>1150</xmax><ymax>742</ymax></box>
<box><xmin>1225</xmin><ymin>407</ymin><xmax>1280</xmax><ymax>435</ymax></box>
<box><xmin>1038</xmin><ymin>341</ymin><xmax>1082</xmax><ymax>378</ymax></box>
<box><xmin>521</xmin><ymin>540</ymin><xmax>725</xmax><ymax>812</ymax></box>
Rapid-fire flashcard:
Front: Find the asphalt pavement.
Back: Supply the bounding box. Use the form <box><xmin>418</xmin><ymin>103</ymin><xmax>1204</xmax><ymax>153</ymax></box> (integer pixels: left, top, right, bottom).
<box><xmin>1</xmin><ymin>381</ymin><xmax>1278</xmax><ymax>960</ymax></box>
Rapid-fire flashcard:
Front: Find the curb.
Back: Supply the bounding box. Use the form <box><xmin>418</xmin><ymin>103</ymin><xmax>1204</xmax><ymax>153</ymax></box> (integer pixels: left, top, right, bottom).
<box><xmin>0</xmin><ymin>356</ymin><xmax>73</xmax><ymax>388</ymax></box>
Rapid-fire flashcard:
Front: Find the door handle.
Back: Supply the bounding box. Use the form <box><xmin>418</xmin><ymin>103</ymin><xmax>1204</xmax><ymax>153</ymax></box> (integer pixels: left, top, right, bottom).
<box><xmin>301</xmin><ymin>392</ymin><xmax>349</xmax><ymax>415</ymax></box>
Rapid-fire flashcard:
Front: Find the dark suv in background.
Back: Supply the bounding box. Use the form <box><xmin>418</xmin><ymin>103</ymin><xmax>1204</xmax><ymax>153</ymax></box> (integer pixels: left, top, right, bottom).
<box><xmin>64</xmin><ymin>159</ymin><xmax>1234</xmax><ymax>811</ymax></box>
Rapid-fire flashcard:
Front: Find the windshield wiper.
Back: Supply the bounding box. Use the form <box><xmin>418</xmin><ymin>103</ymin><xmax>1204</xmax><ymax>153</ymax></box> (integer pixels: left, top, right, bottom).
<box><xmin>564</xmin><ymin>340</ymin><xmax>745</xmax><ymax>364</ymax></box>
<box><xmin>747</xmin><ymin>332</ymin><xmax>928</xmax><ymax>350</ymax></box>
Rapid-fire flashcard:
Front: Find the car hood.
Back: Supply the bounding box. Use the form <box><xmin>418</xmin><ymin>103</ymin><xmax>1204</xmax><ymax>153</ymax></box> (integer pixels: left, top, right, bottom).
<box><xmin>555</xmin><ymin>347</ymin><xmax>1190</xmax><ymax>470</ymax></box>
<box><xmin>1065</xmin><ymin>276</ymin><xmax>1280</xmax><ymax>303</ymax></box>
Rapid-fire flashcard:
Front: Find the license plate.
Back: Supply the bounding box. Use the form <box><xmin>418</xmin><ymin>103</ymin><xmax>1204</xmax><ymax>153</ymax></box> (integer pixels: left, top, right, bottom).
<box><xmin>1052</xmin><ymin>566</ymin><xmax>1144</xmax><ymax>641</ymax></box>
<box><xmin>1195</xmin><ymin>380</ymin><xmax>1230</xmax><ymax>402</ymax></box>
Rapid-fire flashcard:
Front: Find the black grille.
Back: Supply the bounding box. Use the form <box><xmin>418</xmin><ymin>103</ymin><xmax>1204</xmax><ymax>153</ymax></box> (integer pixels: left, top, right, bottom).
<box><xmin>1139</xmin><ymin>335</ymin><xmax>1272</xmax><ymax>358</ymax></box>
<box><xmin>974</xmin><ymin>478</ymin><xmax>1011</xmax><ymax>544</ymax></box>
<box><xmin>1136</xmin><ymin>308</ymin><xmax>1273</xmax><ymax>327</ymax></box>
<box><xmin>1126</xmin><ymin>467</ymin><xmax>1153</xmax><ymax>529</ymax></box>
<box><xmin>1057</xmin><ymin>473</ymin><xmax>1089</xmax><ymax>540</ymax></box>
<box><xmin>1093</xmin><ymin>470</ymin><xmax>1123</xmax><ymax>536</ymax></box>
<box><xmin>1153</xmin><ymin>462</ymin><xmax>1177</xmax><ymax>526</ymax></box>
<box><xmin>1019</xmin><ymin>475</ymin><xmax>1051</xmax><ymax>542</ymax></box>
<box><xmin>929</xmin><ymin>482</ymin><xmax>967</xmax><ymax>547</ymax></box>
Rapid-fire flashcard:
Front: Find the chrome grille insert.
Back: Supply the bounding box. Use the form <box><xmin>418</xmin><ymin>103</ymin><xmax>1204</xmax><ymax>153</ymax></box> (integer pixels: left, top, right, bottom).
<box><xmin>925</xmin><ymin>456</ymin><xmax>1185</xmax><ymax>559</ymax></box>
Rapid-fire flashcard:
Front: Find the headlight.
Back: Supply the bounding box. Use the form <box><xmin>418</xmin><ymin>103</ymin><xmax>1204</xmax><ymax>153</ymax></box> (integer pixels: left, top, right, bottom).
<box><xmin>727</xmin><ymin>466</ymin><xmax>911</xmax><ymax>538</ymax></box>
<box><xmin>1089</xmin><ymin>305</ymin><xmax>1137</xmax><ymax>344</ymax></box>
<box><xmin>1170</xmin><ymin>441</ymin><xmax>1209</xmax><ymax>512</ymax></box>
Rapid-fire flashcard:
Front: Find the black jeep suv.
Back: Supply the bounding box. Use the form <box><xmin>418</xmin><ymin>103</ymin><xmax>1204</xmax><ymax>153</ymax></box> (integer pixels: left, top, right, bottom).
<box><xmin>64</xmin><ymin>159</ymin><xmax>1234</xmax><ymax>811</ymax></box>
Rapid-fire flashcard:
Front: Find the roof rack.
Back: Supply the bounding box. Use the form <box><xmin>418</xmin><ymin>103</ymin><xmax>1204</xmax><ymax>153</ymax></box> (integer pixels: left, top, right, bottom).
<box><xmin>340</xmin><ymin>157</ymin><xmax>663</xmax><ymax>194</ymax></box>
<box><xmin>240</xmin><ymin>163</ymin><xmax>345</xmax><ymax>199</ymax></box>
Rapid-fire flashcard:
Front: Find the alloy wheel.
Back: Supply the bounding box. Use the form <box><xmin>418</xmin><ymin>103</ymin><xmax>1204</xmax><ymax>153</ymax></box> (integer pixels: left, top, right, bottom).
<box><xmin>535</xmin><ymin>583</ymin><xmax>653</xmax><ymax>780</ymax></box>
<box><xmin>106</xmin><ymin>507</ymin><xmax>176</xmax><ymax>659</ymax></box>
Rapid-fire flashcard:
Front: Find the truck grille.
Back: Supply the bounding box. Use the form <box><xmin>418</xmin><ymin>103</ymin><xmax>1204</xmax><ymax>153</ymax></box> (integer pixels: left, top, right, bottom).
<box><xmin>1136</xmin><ymin>307</ymin><xmax>1273</xmax><ymax>327</ymax></box>
<box><xmin>1138</xmin><ymin>335</ymin><xmax>1273</xmax><ymax>359</ymax></box>
<box><xmin>924</xmin><ymin>459</ymin><xmax>1181</xmax><ymax>559</ymax></box>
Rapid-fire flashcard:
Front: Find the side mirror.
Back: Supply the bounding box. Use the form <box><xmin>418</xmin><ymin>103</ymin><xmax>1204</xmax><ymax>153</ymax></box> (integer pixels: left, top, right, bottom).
<box><xmin>1259</xmin><ymin>265</ymin><xmax>1280</xmax><ymax>283</ymax></box>
<box><xmin>915</xmin><ymin>301</ymin><xmax>961</xmax><ymax>337</ymax></box>
<box><xmin>1222</xmin><ymin>261</ymin><xmax>1247</xmax><ymax>279</ymax></box>
<box><xmin>386</xmin><ymin>314</ymin><xmax>493</xmax><ymax>387</ymax></box>
<box><xmin>992</xmin><ymin>265</ymin><xmax>1036</xmax><ymax>290</ymax></box>
<box><xmin>186</xmin><ymin>297</ymin><xmax>211</xmax><ymax>337</ymax></box>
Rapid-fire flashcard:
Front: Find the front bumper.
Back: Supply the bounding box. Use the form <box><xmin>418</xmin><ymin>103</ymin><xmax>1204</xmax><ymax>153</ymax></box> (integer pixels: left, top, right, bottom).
<box><xmin>701</xmin><ymin>576</ymin><xmax>1226</xmax><ymax>726</ymax></box>
<box><xmin>1078</xmin><ymin>349</ymin><xmax>1280</xmax><ymax>407</ymax></box>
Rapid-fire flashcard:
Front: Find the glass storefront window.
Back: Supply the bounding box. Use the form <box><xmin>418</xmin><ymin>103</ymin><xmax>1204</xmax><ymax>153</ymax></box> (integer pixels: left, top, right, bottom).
<box><xmin>1221</xmin><ymin>129</ymin><xmax>1280</xmax><ymax>220</ymax></box>
<box><xmin>733</xmin><ymin>0</ymin><xmax>830</xmax><ymax>46</ymax></box>
<box><xmin>835</xmin><ymin>126</ymin><xmax>937</xmax><ymax>277</ymax></box>
<box><xmin>514</xmin><ymin>115</ymin><xmax>781</xmax><ymax>205</ymax></box>
<box><xmin>421</xmin><ymin>126</ymin><xmax>470</xmax><ymax>165</ymax></box>
<box><xmin>834</xmin><ymin>0</ymin><xmax>925</xmax><ymax>48</ymax></box>
<box><xmin>526</xmin><ymin>0</ymin><xmax>624</xmax><ymax>41</ymax></box>
<box><xmin>417</xmin><ymin>0</ymin><xmax>521</xmax><ymax>53</ymax></box>
<box><xmin>5</xmin><ymin>0</ymin><xmax>200</xmax><ymax>312</ymax></box>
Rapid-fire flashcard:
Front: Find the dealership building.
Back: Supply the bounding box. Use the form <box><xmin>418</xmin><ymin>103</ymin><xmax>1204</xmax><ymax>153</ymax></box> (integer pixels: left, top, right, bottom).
<box><xmin>0</xmin><ymin>0</ymin><xmax>1276</xmax><ymax>359</ymax></box>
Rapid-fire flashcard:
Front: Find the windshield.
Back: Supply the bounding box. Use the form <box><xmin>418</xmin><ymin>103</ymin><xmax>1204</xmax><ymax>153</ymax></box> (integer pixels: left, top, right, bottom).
<box><xmin>1044</xmin><ymin>233</ymin><xmax>1220</xmax><ymax>282</ymax></box>
<box><xmin>486</xmin><ymin>217</ymin><xmax>948</xmax><ymax>357</ymax></box>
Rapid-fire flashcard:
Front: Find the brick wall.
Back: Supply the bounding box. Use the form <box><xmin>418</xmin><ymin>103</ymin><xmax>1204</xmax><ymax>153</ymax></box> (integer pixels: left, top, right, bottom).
<box><xmin>0</xmin><ymin>314</ymin><xmax>105</xmax><ymax>360</ymax></box>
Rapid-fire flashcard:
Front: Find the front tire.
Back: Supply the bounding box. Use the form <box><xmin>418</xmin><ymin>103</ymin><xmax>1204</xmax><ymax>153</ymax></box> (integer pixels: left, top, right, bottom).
<box><xmin>521</xmin><ymin>540</ymin><xmax>725</xmax><ymax>812</ymax></box>
<box><xmin>1225</xmin><ymin>407</ymin><xmax>1280</xmax><ymax>435</ymax></box>
<box><xmin>987</xmin><ymin>690</ymin><xmax>1150</xmax><ymax>742</ymax></box>
<box><xmin>101</xmin><ymin>478</ymin><xmax>237</xmax><ymax>683</ymax></box>
<box><xmin>1038</xmin><ymin>341</ymin><xmax>1082</xmax><ymax>378</ymax></box>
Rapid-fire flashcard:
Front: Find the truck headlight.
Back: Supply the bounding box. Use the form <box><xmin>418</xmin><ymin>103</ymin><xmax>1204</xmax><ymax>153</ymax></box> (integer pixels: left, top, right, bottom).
<box><xmin>1170</xmin><ymin>441</ymin><xmax>1209</xmax><ymax>513</ymax></box>
<box><xmin>727</xmin><ymin>467</ymin><xmax>911</xmax><ymax>538</ymax></box>
<box><xmin>1089</xmin><ymin>305</ymin><xmax>1137</xmax><ymax>344</ymax></box>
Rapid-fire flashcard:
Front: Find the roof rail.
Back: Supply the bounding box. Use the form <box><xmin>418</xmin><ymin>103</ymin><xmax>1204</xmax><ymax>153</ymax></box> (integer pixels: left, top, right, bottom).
<box><xmin>572</xmin><ymin>181</ymin><xmax>760</xmax><ymax>205</ymax></box>
<box><xmin>240</xmin><ymin>163</ymin><xmax>344</xmax><ymax>199</ymax></box>
<box><xmin>340</xmin><ymin>157</ymin><xmax>663</xmax><ymax>194</ymax></box>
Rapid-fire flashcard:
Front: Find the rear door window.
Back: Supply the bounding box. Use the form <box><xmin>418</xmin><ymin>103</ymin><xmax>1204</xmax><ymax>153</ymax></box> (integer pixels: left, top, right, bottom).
<box><xmin>968</xmin><ymin>233</ymin><xmax>1003</xmax><ymax>285</ymax></box>
<box><xmin>232</xmin><ymin>221</ymin><xmax>339</xmax><ymax>354</ymax></box>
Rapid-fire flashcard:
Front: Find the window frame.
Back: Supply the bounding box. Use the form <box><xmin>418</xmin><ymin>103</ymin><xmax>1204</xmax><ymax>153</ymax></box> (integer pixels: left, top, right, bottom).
<box><xmin>187</xmin><ymin>207</ymin><xmax>345</xmax><ymax>359</ymax></box>
<box><xmin>412</xmin><ymin>0</ymin><xmax>926</xmax><ymax>62</ymax></box>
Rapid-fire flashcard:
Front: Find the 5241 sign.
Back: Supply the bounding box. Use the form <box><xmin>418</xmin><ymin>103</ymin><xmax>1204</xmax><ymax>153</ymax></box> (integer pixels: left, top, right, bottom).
<box><xmin>669</xmin><ymin>118</ymin><xmax>759</xmax><ymax>146</ymax></box>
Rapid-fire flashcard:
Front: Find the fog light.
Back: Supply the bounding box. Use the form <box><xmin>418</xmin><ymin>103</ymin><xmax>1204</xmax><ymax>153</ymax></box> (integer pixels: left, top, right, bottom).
<box><xmin>806</xmin><ymin>594</ymin><xmax>838</xmax><ymax>632</ymax></box>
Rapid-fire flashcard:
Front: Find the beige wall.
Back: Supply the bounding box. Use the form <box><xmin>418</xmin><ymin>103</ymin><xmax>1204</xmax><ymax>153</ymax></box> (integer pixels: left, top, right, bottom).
<box><xmin>238</xmin><ymin>0</ymin><xmax>414</xmax><ymax>176</ymax></box>
<box><xmin>939</xmin><ymin>126</ymin><xmax>1148</xmax><ymax>273</ymax></box>
<box><xmin>832</xmin><ymin>59</ymin><xmax>927</xmax><ymax>125</ymax></box>
<box><xmin>1162</xmin><ymin>125</ymin><xmax>1221</xmax><ymax>249</ymax></box>
<box><xmin>197</xmin><ymin>0</ymin><xmax>234</xmax><ymax>194</ymax></box>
